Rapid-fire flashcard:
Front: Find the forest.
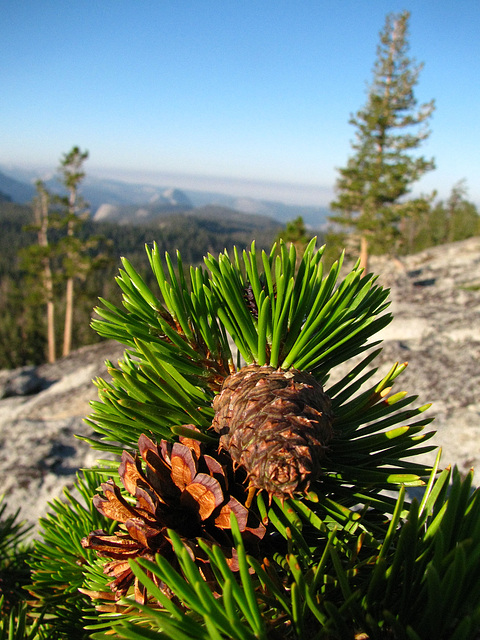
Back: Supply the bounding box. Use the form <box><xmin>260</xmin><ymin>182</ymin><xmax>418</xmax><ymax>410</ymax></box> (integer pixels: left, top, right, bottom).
<box><xmin>1</xmin><ymin>180</ymin><xmax>478</xmax><ymax>370</ymax></box>
<box><xmin>0</xmin><ymin>196</ymin><xmax>283</xmax><ymax>369</ymax></box>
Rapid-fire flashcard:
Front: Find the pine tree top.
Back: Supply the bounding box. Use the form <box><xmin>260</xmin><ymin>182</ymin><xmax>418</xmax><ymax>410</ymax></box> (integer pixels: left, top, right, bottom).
<box><xmin>330</xmin><ymin>11</ymin><xmax>435</xmax><ymax>263</ymax></box>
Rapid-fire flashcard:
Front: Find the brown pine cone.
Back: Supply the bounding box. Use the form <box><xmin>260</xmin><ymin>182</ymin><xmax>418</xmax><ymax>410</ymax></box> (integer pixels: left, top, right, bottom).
<box><xmin>212</xmin><ymin>365</ymin><xmax>334</xmax><ymax>500</ymax></box>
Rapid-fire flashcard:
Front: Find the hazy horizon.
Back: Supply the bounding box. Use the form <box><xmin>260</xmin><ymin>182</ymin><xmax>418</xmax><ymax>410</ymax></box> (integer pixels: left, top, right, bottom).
<box><xmin>4</xmin><ymin>159</ymin><xmax>477</xmax><ymax>210</ymax></box>
<box><xmin>0</xmin><ymin>159</ymin><xmax>335</xmax><ymax>207</ymax></box>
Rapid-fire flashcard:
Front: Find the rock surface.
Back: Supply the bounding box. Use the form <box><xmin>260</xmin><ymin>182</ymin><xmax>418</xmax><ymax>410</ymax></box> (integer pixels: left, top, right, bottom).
<box><xmin>1</xmin><ymin>237</ymin><xmax>480</xmax><ymax>531</ymax></box>
<box><xmin>360</xmin><ymin>237</ymin><xmax>480</xmax><ymax>479</ymax></box>
<box><xmin>0</xmin><ymin>341</ymin><xmax>124</xmax><ymax>531</ymax></box>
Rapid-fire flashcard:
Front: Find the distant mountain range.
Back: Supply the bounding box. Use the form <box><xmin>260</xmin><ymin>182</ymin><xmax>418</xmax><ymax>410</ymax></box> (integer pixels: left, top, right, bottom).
<box><xmin>0</xmin><ymin>169</ymin><xmax>36</xmax><ymax>203</ymax></box>
<box><xmin>0</xmin><ymin>165</ymin><xmax>330</xmax><ymax>229</ymax></box>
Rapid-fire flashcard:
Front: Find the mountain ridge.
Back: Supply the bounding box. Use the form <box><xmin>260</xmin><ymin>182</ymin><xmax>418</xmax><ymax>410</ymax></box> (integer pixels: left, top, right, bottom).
<box><xmin>0</xmin><ymin>165</ymin><xmax>330</xmax><ymax>228</ymax></box>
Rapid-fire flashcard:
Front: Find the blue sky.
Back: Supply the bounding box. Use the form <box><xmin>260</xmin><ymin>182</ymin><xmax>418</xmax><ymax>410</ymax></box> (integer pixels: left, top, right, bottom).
<box><xmin>2</xmin><ymin>1</ymin><xmax>479</xmax><ymax>206</ymax></box>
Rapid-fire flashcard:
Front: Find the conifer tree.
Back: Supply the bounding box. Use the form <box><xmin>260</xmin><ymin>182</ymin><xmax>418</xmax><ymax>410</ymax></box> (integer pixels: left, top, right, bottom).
<box><xmin>20</xmin><ymin>180</ymin><xmax>57</xmax><ymax>362</ymax></box>
<box><xmin>276</xmin><ymin>216</ymin><xmax>311</xmax><ymax>258</ymax></box>
<box><xmin>57</xmin><ymin>146</ymin><xmax>89</xmax><ymax>357</ymax></box>
<box><xmin>330</xmin><ymin>11</ymin><xmax>435</xmax><ymax>269</ymax></box>
<box><xmin>441</xmin><ymin>180</ymin><xmax>480</xmax><ymax>243</ymax></box>
<box><xmin>33</xmin><ymin>181</ymin><xmax>56</xmax><ymax>363</ymax></box>
<box><xmin>397</xmin><ymin>180</ymin><xmax>480</xmax><ymax>253</ymax></box>
<box><xmin>19</xmin><ymin>149</ymin><xmax>94</xmax><ymax>363</ymax></box>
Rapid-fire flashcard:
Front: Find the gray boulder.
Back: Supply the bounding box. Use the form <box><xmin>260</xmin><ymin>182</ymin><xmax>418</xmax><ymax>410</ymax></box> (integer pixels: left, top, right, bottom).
<box><xmin>0</xmin><ymin>365</ymin><xmax>44</xmax><ymax>399</ymax></box>
<box><xmin>338</xmin><ymin>237</ymin><xmax>480</xmax><ymax>480</ymax></box>
<box><xmin>0</xmin><ymin>340</ymin><xmax>124</xmax><ymax>533</ymax></box>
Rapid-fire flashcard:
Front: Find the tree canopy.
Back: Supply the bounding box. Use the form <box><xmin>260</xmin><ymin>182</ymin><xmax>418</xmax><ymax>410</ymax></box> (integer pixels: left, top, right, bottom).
<box><xmin>330</xmin><ymin>10</ymin><xmax>435</xmax><ymax>268</ymax></box>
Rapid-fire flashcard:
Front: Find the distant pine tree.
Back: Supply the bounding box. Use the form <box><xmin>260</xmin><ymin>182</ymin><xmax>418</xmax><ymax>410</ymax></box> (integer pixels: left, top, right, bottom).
<box><xmin>402</xmin><ymin>180</ymin><xmax>480</xmax><ymax>252</ymax></box>
<box><xmin>276</xmin><ymin>216</ymin><xmax>312</xmax><ymax>256</ymax></box>
<box><xmin>330</xmin><ymin>11</ymin><xmax>435</xmax><ymax>269</ymax></box>
<box><xmin>57</xmin><ymin>146</ymin><xmax>90</xmax><ymax>357</ymax></box>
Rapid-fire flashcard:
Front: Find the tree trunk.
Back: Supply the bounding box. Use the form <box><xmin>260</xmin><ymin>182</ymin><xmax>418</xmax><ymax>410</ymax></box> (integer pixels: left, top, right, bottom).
<box><xmin>359</xmin><ymin>235</ymin><xmax>369</xmax><ymax>272</ymax></box>
<box><xmin>59</xmin><ymin>146</ymin><xmax>89</xmax><ymax>357</ymax></box>
<box><xmin>62</xmin><ymin>274</ymin><xmax>73</xmax><ymax>357</ymax></box>
<box><xmin>34</xmin><ymin>185</ymin><xmax>56</xmax><ymax>363</ymax></box>
<box><xmin>43</xmin><ymin>260</ymin><xmax>56</xmax><ymax>363</ymax></box>
<box><xmin>62</xmin><ymin>212</ymin><xmax>75</xmax><ymax>357</ymax></box>
<box><xmin>46</xmin><ymin>299</ymin><xmax>56</xmax><ymax>363</ymax></box>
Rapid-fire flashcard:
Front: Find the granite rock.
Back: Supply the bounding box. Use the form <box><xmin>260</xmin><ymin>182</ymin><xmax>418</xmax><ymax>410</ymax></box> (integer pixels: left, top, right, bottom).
<box><xmin>0</xmin><ymin>340</ymin><xmax>124</xmax><ymax>532</ymax></box>
<box><xmin>338</xmin><ymin>237</ymin><xmax>480</xmax><ymax>479</ymax></box>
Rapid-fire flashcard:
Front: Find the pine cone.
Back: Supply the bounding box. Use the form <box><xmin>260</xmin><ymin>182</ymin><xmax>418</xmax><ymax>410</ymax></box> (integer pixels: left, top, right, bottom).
<box><xmin>82</xmin><ymin>431</ymin><xmax>265</xmax><ymax>604</ymax></box>
<box><xmin>212</xmin><ymin>365</ymin><xmax>333</xmax><ymax>499</ymax></box>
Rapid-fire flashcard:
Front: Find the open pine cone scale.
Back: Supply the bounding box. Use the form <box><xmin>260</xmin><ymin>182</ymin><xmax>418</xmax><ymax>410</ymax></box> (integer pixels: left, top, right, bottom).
<box><xmin>82</xmin><ymin>431</ymin><xmax>265</xmax><ymax>603</ymax></box>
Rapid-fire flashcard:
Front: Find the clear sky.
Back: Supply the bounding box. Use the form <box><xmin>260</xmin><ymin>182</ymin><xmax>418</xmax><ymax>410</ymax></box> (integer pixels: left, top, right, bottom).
<box><xmin>2</xmin><ymin>1</ymin><xmax>479</xmax><ymax>206</ymax></box>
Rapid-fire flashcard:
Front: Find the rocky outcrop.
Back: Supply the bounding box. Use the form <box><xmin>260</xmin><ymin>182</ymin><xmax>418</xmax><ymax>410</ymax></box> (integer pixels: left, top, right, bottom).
<box><xmin>0</xmin><ymin>341</ymin><xmax>124</xmax><ymax>531</ymax></box>
<box><xmin>1</xmin><ymin>237</ymin><xmax>480</xmax><ymax>531</ymax></box>
<box><xmin>346</xmin><ymin>237</ymin><xmax>480</xmax><ymax>478</ymax></box>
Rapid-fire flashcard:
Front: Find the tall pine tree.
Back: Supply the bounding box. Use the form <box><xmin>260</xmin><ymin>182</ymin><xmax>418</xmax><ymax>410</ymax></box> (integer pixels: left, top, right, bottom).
<box><xmin>330</xmin><ymin>11</ymin><xmax>435</xmax><ymax>269</ymax></box>
<box><xmin>20</xmin><ymin>181</ymin><xmax>57</xmax><ymax>363</ymax></box>
<box><xmin>57</xmin><ymin>146</ymin><xmax>89</xmax><ymax>357</ymax></box>
<box><xmin>32</xmin><ymin>181</ymin><xmax>56</xmax><ymax>363</ymax></box>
